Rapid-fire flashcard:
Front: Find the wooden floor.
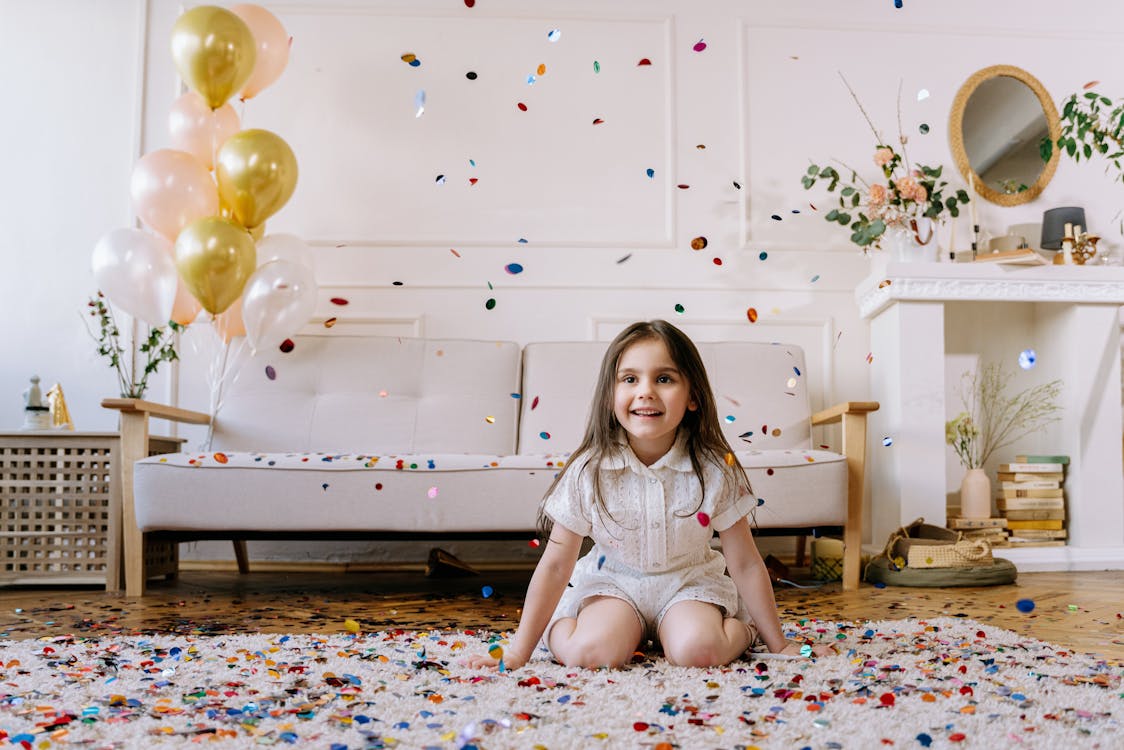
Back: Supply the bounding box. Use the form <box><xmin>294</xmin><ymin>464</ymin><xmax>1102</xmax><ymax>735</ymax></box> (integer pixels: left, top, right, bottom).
<box><xmin>1</xmin><ymin>566</ymin><xmax>1121</xmax><ymax>660</ymax></box>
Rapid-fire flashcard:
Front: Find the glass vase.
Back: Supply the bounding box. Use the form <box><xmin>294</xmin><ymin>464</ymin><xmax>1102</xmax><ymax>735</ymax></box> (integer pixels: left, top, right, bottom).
<box><xmin>959</xmin><ymin>468</ymin><xmax>992</xmax><ymax>519</ymax></box>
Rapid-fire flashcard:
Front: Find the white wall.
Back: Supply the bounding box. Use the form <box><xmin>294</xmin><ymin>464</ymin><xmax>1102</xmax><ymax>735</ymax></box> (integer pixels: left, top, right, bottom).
<box><xmin>4</xmin><ymin>0</ymin><xmax>1123</xmax><ymax>564</ymax></box>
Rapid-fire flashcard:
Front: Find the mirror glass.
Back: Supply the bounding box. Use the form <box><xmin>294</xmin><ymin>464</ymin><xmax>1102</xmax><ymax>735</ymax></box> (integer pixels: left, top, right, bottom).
<box><xmin>949</xmin><ymin>65</ymin><xmax>1060</xmax><ymax>207</ymax></box>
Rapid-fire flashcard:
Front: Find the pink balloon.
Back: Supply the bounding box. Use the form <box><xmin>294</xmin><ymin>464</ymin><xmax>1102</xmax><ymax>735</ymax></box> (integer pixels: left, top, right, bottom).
<box><xmin>170</xmin><ymin>277</ymin><xmax>203</xmax><ymax>326</ymax></box>
<box><xmin>168</xmin><ymin>92</ymin><xmax>241</xmax><ymax>170</ymax></box>
<box><xmin>231</xmin><ymin>4</ymin><xmax>290</xmax><ymax>100</ymax></box>
<box><xmin>130</xmin><ymin>149</ymin><xmax>219</xmax><ymax>241</ymax></box>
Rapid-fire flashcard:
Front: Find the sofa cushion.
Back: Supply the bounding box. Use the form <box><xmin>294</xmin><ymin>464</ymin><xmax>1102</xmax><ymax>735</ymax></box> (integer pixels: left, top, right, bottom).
<box><xmin>518</xmin><ymin>341</ymin><xmax>813</xmax><ymax>455</ymax></box>
<box><xmin>212</xmin><ymin>336</ymin><xmax>521</xmax><ymax>455</ymax></box>
<box><xmin>132</xmin><ymin>448</ymin><xmax>845</xmax><ymax>533</ymax></box>
<box><xmin>133</xmin><ymin>451</ymin><xmax>568</xmax><ymax>533</ymax></box>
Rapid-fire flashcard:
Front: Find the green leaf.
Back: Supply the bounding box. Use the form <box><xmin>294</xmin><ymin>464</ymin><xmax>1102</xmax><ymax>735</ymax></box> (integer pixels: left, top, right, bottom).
<box><xmin>837</xmin><ymin>212</ymin><xmax>851</xmax><ymax>225</ymax></box>
<box><xmin>826</xmin><ymin>209</ymin><xmax>839</xmax><ymax>221</ymax></box>
<box><xmin>1040</xmin><ymin>137</ymin><xmax>1053</xmax><ymax>162</ymax></box>
<box><xmin>840</xmin><ymin>186</ymin><xmax>855</xmax><ymax>197</ymax></box>
<box><xmin>1066</xmin><ymin>138</ymin><xmax>1077</xmax><ymax>157</ymax></box>
<box><xmin>1084</xmin><ymin>143</ymin><xmax>1093</xmax><ymax>159</ymax></box>
<box><xmin>806</xmin><ymin>165</ymin><xmax>820</xmax><ymax>176</ymax></box>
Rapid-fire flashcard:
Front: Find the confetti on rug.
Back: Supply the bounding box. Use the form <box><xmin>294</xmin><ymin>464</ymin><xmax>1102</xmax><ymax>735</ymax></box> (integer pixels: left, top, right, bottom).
<box><xmin>0</xmin><ymin>617</ymin><xmax>1119</xmax><ymax>748</ymax></box>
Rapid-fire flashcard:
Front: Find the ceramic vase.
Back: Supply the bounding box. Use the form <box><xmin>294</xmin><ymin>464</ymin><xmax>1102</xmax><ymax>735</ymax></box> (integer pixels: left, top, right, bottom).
<box><xmin>959</xmin><ymin>468</ymin><xmax>992</xmax><ymax>519</ymax></box>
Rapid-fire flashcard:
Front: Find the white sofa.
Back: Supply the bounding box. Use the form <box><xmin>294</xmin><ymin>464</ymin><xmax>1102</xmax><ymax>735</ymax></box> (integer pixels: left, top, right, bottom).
<box><xmin>105</xmin><ymin>335</ymin><xmax>877</xmax><ymax>596</ymax></box>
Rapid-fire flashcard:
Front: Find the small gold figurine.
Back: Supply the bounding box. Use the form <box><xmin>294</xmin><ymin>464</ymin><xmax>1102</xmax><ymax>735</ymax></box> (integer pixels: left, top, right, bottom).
<box><xmin>46</xmin><ymin>383</ymin><xmax>74</xmax><ymax>430</ymax></box>
<box><xmin>1071</xmin><ymin>232</ymin><xmax>1100</xmax><ymax>265</ymax></box>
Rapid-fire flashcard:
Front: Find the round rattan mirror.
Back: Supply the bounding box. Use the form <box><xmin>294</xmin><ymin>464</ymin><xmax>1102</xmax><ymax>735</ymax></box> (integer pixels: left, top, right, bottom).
<box><xmin>949</xmin><ymin>65</ymin><xmax>1061</xmax><ymax>206</ymax></box>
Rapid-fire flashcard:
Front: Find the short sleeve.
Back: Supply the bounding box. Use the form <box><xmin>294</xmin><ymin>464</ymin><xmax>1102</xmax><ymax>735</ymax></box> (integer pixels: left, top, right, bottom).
<box><xmin>542</xmin><ymin>458</ymin><xmax>593</xmax><ymax>537</ymax></box>
<box><xmin>708</xmin><ymin>468</ymin><xmax>754</xmax><ymax>532</ymax></box>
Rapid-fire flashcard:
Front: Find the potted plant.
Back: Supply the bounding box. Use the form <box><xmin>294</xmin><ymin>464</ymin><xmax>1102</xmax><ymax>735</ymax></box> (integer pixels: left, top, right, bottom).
<box><xmin>84</xmin><ymin>292</ymin><xmax>181</xmax><ymax>400</ymax></box>
<box><xmin>945</xmin><ymin>362</ymin><xmax>1062</xmax><ymax>518</ymax></box>
<box><xmin>801</xmin><ymin>76</ymin><xmax>971</xmax><ymax>254</ymax></box>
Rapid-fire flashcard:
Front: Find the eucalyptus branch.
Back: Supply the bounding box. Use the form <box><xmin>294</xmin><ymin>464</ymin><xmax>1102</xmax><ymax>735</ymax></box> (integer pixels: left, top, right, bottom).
<box><xmin>84</xmin><ymin>292</ymin><xmax>182</xmax><ymax>399</ymax></box>
<box><xmin>839</xmin><ymin>71</ymin><xmax>884</xmax><ymax>145</ymax></box>
<box><xmin>896</xmin><ymin>78</ymin><xmax>911</xmax><ymax>176</ymax></box>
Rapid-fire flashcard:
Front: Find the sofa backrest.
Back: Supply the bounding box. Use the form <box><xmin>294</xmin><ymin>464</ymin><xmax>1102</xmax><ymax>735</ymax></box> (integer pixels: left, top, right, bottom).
<box><xmin>517</xmin><ymin>341</ymin><xmax>812</xmax><ymax>455</ymax></box>
<box><xmin>211</xmin><ymin>336</ymin><xmax>522</xmax><ymax>454</ymax></box>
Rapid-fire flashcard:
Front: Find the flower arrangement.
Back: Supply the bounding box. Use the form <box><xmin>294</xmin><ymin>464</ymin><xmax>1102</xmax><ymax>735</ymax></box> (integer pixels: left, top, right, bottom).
<box><xmin>801</xmin><ymin>76</ymin><xmax>971</xmax><ymax>250</ymax></box>
<box><xmin>945</xmin><ymin>362</ymin><xmax>1062</xmax><ymax>470</ymax></box>
<box><xmin>85</xmin><ymin>292</ymin><xmax>182</xmax><ymax>399</ymax></box>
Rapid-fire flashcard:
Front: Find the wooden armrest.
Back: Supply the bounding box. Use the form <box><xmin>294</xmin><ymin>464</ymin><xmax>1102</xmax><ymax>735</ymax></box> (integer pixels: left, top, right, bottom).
<box><xmin>101</xmin><ymin>398</ymin><xmax>211</xmax><ymax>425</ymax></box>
<box><xmin>811</xmin><ymin>401</ymin><xmax>879</xmax><ymax>426</ymax></box>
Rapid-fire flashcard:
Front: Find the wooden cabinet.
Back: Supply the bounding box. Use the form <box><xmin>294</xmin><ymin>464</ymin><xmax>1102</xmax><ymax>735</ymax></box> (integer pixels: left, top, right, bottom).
<box><xmin>0</xmin><ymin>431</ymin><xmax>183</xmax><ymax>589</ymax></box>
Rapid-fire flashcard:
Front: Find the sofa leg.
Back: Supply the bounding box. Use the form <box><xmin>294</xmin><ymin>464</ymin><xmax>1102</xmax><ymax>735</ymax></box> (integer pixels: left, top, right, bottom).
<box><xmin>793</xmin><ymin>536</ymin><xmax>807</xmax><ymax>568</ymax></box>
<box><xmin>233</xmin><ymin>540</ymin><xmax>250</xmax><ymax>574</ymax></box>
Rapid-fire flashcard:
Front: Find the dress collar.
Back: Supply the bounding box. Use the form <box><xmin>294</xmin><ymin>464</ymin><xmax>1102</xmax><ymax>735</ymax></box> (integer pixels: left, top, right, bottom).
<box><xmin>599</xmin><ymin>431</ymin><xmax>694</xmax><ymax>472</ymax></box>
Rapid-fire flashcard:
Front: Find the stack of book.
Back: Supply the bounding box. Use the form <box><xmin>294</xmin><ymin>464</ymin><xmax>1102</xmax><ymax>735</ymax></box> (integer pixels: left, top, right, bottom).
<box><xmin>946</xmin><ymin>515</ymin><xmax>1009</xmax><ymax>547</ymax></box>
<box><xmin>997</xmin><ymin>455</ymin><xmax>1068</xmax><ymax>547</ymax></box>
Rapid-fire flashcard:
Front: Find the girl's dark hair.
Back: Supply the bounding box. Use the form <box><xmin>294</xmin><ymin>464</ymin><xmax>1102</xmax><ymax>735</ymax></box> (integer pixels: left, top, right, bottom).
<box><xmin>537</xmin><ymin>320</ymin><xmax>753</xmax><ymax>540</ymax></box>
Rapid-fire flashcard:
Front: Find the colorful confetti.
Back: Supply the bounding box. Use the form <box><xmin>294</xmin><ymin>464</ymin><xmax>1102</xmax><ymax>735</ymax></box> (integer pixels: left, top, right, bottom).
<box><xmin>264</xmin><ymin>365</ymin><xmax>276</xmax><ymax>380</ymax></box>
<box><xmin>882</xmin><ymin>436</ymin><xmax>893</xmax><ymax>447</ymax></box>
<box><xmin>691</xmin><ymin>236</ymin><xmax>707</xmax><ymax>250</ymax></box>
<box><xmin>1018</xmin><ymin>349</ymin><xmax>1037</xmax><ymax>369</ymax></box>
<box><xmin>674</xmin><ymin>303</ymin><xmax>685</xmax><ymax>314</ymax></box>
<box><xmin>548</xmin><ymin>29</ymin><xmax>561</xmax><ymax>42</ymax></box>
<box><xmin>692</xmin><ymin>39</ymin><xmax>707</xmax><ymax>52</ymax></box>
<box><xmin>1017</xmin><ymin>598</ymin><xmax>1036</xmax><ymax>613</ymax></box>
<box><xmin>746</xmin><ymin>307</ymin><xmax>758</xmax><ymax>323</ymax></box>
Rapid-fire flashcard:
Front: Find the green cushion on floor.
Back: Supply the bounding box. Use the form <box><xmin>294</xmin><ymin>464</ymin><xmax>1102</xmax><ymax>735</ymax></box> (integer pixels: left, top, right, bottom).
<box><xmin>864</xmin><ymin>555</ymin><xmax>1017</xmax><ymax>587</ymax></box>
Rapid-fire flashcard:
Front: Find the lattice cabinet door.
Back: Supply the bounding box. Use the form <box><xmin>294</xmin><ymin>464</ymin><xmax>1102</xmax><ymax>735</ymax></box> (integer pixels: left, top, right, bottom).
<box><xmin>0</xmin><ymin>432</ymin><xmax>184</xmax><ymax>587</ymax></box>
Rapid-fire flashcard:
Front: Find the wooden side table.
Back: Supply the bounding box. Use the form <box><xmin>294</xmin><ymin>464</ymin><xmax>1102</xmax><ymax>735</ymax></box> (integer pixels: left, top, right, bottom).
<box><xmin>0</xmin><ymin>431</ymin><xmax>184</xmax><ymax>590</ymax></box>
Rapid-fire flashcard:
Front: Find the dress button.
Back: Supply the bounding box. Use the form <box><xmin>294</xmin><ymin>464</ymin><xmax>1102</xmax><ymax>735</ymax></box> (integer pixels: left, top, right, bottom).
<box><xmin>648</xmin><ymin>478</ymin><xmax>657</xmax><ymax>484</ymax></box>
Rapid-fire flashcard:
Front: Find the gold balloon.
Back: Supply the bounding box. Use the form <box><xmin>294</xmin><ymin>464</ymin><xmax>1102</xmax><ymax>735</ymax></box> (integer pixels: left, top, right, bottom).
<box><xmin>248</xmin><ymin>222</ymin><xmax>266</xmax><ymax>241</ymax></box>
<box><xmin>171</xmin><ymin>6</ymin><xmax>257</xmax><ymax>110</ymax></box>
<box><xmin>174</xmin><ymin>216</ymin><xmax>257</xmax><ymax>315</ymax></box>
<box><xmin>215</xmin><ymin>129</ymin><xmax>298</xmax><ymax>229</ymax></box>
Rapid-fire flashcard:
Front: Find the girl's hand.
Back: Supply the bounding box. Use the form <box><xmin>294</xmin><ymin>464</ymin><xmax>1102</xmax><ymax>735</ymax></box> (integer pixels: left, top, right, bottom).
<box><xmin>777</xmin><ymin>641</ymin><xmax>835</xmax><ymax>658</ymax></box>
<box><xmin>460</xmin><ymin>647</ymin><xmax>528</xmax><ymax>672</ymax></box>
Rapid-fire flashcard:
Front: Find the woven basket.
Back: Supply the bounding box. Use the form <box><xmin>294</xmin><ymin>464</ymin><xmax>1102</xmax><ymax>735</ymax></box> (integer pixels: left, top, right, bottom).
<box><xmin>884</xmin><ymin>518</ymin><xmax>993</xmax><ymax>569</ymax></box>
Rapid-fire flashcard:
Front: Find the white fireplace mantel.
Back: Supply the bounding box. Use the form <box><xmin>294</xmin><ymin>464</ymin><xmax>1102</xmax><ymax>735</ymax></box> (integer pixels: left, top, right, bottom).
<box><xmin>858</xmin><ymin>262</ymin><xmax>1124</xmax><ymax>319</ymax></box>
<box><xmin>856</xmin><ymin>261</ymin><xmax>1124</xmax><ymax>570</ymax></box>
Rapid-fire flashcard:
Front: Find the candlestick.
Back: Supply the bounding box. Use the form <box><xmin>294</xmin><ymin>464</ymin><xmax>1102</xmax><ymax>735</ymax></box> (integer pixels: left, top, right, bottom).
<box><xmin>968</xmin><ymin>173</ymin><xmax>979</xmax><ymax>229</ymax></box>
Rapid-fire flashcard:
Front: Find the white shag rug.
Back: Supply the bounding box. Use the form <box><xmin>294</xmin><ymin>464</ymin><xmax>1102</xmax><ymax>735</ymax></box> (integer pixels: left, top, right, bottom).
<box><xmin>0</xmin><ymin>617</ymin><xmax>1119</xmax><ymax>748</ymax></box>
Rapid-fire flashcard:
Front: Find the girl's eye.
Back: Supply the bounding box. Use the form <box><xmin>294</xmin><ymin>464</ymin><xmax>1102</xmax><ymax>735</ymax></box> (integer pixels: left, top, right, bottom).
<box><xmin>622</xmin><ymin>375</ymin><xmax>637</xmax><ymax>384</ymax></box>
<box><xmin>657</xmin><ymin>375</ymin><xmax>672</xmax><ymax>383</ymax></box>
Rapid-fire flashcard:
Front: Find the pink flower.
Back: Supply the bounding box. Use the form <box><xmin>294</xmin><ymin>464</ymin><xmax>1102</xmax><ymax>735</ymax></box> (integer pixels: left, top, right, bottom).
<box><xmin>893</xmin><ymin>176</ymin><xmax>927</xmax><ymax>203</ymax></box>
<box><xmin>868</xmin><ymin>183</ymin><xmax>887</xmax><ymax>205</ymax></box>
<box><xmin>873</xmin><ymin>147</ymin><xmax>894</xmax><ymax>167</ymax></box>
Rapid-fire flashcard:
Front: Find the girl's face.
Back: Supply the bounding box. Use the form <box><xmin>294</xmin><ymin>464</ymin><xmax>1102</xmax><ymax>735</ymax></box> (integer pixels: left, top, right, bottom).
<box><xmin>613</xmin><ymin>337</ymin><xmax>697</xmax><ymax>465</ymax></box>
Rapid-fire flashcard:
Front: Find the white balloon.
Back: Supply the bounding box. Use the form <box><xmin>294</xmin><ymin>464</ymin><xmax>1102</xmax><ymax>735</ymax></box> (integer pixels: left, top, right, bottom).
<box><xmin>254</xmin><ymin>233</ymin><xmax>315</xmax><ymax>273</ymax></box>
<box><xmin>241</xmin><ymin>259</ymin><xmax>318</xmax><ymax>352</ymax></box>
<box><xmin>91</xmin><ymin>228</ymin><xmax>178</xmax><ymax>328</ymax></box>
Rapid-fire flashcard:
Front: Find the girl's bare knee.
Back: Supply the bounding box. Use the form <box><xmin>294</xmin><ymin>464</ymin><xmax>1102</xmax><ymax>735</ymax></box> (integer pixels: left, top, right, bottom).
<box><xmin>664</xmin><ymin>638</ymin><xmax>725</xmax><ymax>668</ymax></box>
<box><xmin>555</xmin><ymin>629</ymin><xmax>635</xmax><ymax>668</ymax></box>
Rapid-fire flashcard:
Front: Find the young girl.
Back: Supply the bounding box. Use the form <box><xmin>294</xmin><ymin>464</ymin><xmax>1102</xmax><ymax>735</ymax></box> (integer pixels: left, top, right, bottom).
<box><xmin>465</xmin><ymin>320</ymin><xmax>830</xmax><ymax>671</ymax></box>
